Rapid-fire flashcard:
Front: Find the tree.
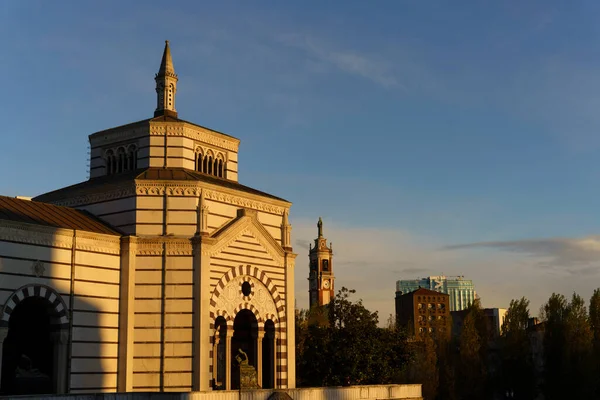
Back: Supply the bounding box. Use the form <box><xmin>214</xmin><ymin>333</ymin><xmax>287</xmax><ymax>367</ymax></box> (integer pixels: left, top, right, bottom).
<box><xmin>541</xmin><ymin>293</ymin><xmax>570</xmax><ymax>400</ymax></box>
<box><xmin>295</xmin><ymin>287</ymin><xmax>412</xmax><ymax>387</ymax></box>
<box><xmin>564</xmin><ymin>293</ymin><xmax>593</xmax><ymax>398</ymax></box>
<box><xmin>500</xmin><ymin>297</ymin><xmax>536</xmax><ymax>399</ymax></box>
<box><xmin>456</xmin><ymin>299</ymin><xmax>487</xmax><ymax>400</ymax></box>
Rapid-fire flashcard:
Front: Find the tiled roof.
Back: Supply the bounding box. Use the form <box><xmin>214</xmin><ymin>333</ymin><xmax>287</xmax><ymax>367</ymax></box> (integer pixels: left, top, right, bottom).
<box><xmin>33</xmin><ymin>168</ymin><xmax>289</xmax><ymax>204</ymax></box>
<box><xmin>136</xmin><ymin>168</ymin><xmax>288</xmax><ymax>202</ymax></box>
<box><xmin>0</xmin><ymin>196</ymin><xmax>120</xmax><ymax>235</ymax></box>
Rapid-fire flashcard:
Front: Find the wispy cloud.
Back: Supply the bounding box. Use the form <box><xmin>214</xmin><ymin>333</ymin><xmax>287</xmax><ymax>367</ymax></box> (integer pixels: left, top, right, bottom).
<box><xmin>444</xmin><ymin>236</ymin><xmax>600</xmax><ymax>276</ymax></box>
<box><xmin>292</xmin><ymin>218</ymin><xmax>600</xmax><ymax>323</ymax></box>
<box><xmin>278</xmin><ymin>33</ymin><xmax>400</xmax><ymax>89</ymax></box>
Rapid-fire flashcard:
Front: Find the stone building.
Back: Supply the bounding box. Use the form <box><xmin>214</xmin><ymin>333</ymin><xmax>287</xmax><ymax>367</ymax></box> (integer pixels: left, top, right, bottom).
<box><xmin>395</xmin><ymin>288</ymin><xmax>451</xmax><ymax>341</ymax></box>
<box><xmin>0</xmin><ymin>41</ymin><xmax>296</xmax><ymax>395</ymax></box>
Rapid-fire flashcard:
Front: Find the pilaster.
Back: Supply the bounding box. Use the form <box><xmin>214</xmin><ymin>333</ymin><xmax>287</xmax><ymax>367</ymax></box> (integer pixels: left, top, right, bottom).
<box><xmin>284</xmin><ymin>251</ymin><xmax>297</xmax><ymax>388</ymax></box>
<box><xmin>192</xmin><ymin>235</ymin><xmax>212</xmax><ymax>391</ymax></box>
<box><xmin>117</xmin><ymin>236</ymin><xmax>137</xmax><ymax>392</ymax></box>
<box><xmin>225</xmin><ymin>329</ymin><xmax>233</xmax><ymax>390</ymax></box>
<box><xmin>52</xmin><ymin>330</ymin><xmax>69</xmax><ymax>394</ymax></box>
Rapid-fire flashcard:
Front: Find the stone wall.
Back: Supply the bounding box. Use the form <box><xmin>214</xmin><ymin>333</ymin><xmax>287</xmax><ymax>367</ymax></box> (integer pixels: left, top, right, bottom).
<box><xmin>0</xmin><ymin>384</ymin><xmax>423</xmax><ymax>400</ymax></box>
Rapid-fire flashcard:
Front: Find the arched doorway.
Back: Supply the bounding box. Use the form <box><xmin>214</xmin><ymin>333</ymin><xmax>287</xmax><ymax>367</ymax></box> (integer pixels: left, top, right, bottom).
<box><xmin>1</xmin><ymin>296</ymin><xmax>56</xmax><ymax>395</ymax></box>
<box><xmin>262</xmin><ymin>319</ymin><xmax>276</xmax><ymax>388</ymax></box>
<box><xmin>231</xmin><ymin>309</ymin><xmax>258</xmax><ymax>390</ymax></box>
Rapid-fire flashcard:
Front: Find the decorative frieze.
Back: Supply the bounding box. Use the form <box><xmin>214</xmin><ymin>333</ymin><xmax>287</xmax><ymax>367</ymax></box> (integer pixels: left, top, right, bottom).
<box><xmin>50</xmin><ymin>186</ymin><xmax>136</xmax><ymax>208</ymax></box>
<box><xmin>203</xmin><ymin>189</ymin><xmax>284</xmax><ymax>215</ymax></box>
<box><xmin>135</xmin><ymin>238</ymin><xmax>193</xmax><ymax>256</ymax></box>
<box><xmin>148</xmin><ymin>122</ymin><xmax>239</xmax><ymax>152</ymax></box>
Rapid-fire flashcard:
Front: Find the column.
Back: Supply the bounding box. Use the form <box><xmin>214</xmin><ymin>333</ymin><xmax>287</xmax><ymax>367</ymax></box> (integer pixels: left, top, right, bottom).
<box><xmin>225</xmin><ymin>329</ymin><xmax>233</xmax><ymax>390</ymax></box>
<box><xmin>284</xmin><ymin>253</ymin><xmax>297</xmax><ymax>388</ymax></box>
<box><xmin>117</xmin><ymin>236</ymin><xmax>137</xmax><ymax>392</ymax></box>
<box><xmin>0</xmin><ymin>327</ymin><xmax>8</xmax><ymax>390</ymax></box>
<box><xmin>256</xmin><ymin>329</ymin><xmax>265</xmax><ymax>386</ymax></box>
<box><xmin>273</xmin><ymin>333</ymin><xmax>279</xmax><ymax>388</ymax></box>
<box><xmin>52</xmin><ymin>329</ymin><xmax>69</xmax><ymax>393</ymax></box>
<box><xmin>192</xmin><ymin>234</ymin><xmax>213</xmax><ymax>391</ymax></box>
<box><xmin>212</xmin><ymin>332</ymin><xmax>219</xmax><ymax>387</ymax></box>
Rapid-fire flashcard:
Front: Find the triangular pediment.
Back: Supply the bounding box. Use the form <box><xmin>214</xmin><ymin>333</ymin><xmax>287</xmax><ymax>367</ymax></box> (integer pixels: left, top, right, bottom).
<box><xmin>208</xmin><ymin>211</ymin><xmax>284</xmax><ymax>264</ymax></box>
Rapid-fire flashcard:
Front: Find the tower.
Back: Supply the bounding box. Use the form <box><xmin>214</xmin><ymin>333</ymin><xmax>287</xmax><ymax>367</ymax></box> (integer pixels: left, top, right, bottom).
<box><xmin>308</xmin><ymin>217</ymin><xmax>334</xmax><ymax>308</ymax></box>
<box><xmin>154</xmin><ymin>40</ymin><xmax>178</xmax><ymax>118</ymax></box>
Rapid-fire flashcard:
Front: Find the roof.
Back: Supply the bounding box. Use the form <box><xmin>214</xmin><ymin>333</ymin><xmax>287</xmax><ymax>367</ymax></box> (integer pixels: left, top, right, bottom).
<box><xmin>403</xmin><ymin>288</ymin><xmax>450</xmax><ymax>298</ymax></box>
<box><xmin>88</xmin><ymin>115</ymin><xmax>239</xmax><ymax>141</ymax></box>
<box><xmin>34</xmin><ymin>167</ymin><xmax>289</xmax><ymax>204</ymax></box>
<box><xmin>0</xmin><ymin>196</ymin><xmax>121</xmax><ymax>235</ymax></box>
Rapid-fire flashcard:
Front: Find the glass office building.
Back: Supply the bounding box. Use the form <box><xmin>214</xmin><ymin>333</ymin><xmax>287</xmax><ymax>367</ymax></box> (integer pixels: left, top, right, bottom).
<box><xmin>395</xmin><ymin>275</ymin><xmax>476</xmax><ymax>312</ymax></box>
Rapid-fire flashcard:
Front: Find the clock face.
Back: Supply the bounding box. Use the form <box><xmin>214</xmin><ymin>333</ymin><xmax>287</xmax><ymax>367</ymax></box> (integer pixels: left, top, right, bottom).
<box><xmin>323</xmin><ymin>280</ymin><xmax>330</xmax><ymax>289</ymax></box>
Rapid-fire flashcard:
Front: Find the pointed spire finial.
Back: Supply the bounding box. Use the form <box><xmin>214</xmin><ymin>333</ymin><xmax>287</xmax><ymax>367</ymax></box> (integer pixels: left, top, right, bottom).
<box><xmin>154</xmin><ymin>40</ymin><xmax>178</xmax><ymax>118</ymax></box>
<box><xmin>158</xmin><ymin>40</ymin><xmax>175</xmax><ymax>76</ymax></box>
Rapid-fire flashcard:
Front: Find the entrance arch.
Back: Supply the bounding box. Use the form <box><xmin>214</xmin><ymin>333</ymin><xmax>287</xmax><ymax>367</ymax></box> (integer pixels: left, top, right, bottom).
<box><xmin>231</xmin><ymin>309</ymin><xmax>258</xmax><ymax>390</ymax></box>
<box><xmin>0</xmin><ymin>285</ymin><xmax>69</xmax><ymax>395</ymax></box>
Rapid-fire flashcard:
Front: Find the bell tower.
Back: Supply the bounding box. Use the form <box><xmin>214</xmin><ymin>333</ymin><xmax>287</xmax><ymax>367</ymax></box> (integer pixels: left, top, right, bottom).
<box><xmin>308</xmin><ymin>217</ymin><xmax>334</xmax><ymax>308</ymax></box>
<box><xmin>154</xmin><ymin>40</ymin><xmax>178</xmax><ymax>118</ymax></box>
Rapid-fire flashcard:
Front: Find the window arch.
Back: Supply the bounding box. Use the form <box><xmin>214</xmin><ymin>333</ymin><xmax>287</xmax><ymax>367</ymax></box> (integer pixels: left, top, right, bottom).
<box><xmin>105</xmin><ymin>150</ymin><xmax>114</xmax><ymax>175</ymax></box>
<box><xmin>195</xmin><ymin>148</ymin><xmax>204</xmax><ymax>172</ymax></box>
<box><xmin>127</xmin><ymin>145</ymin><xmax>137</xmax><ymax>171</ymax></box>
<box><xmin>116</xmin><ymin>147</ymin><xmax>126</xmax><ymax>173</ymax></box>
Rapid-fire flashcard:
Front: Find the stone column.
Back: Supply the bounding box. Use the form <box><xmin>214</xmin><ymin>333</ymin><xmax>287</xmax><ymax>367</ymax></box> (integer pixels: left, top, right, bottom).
<box><xmin>117</xmin><ymin>236</ymin><xmax>137</xmax><ymax>392</ymax></box>
<box><xmin>212</xmin><ymin>330</ymin><xmax>220</xmax><ymax>387</ymax></box>
<box><xmin>192</xmin><ymin>234</ymin><xmax>213</xmax><ymax>391</ymax></box>
<box><xmin>0</xmin><ymin>327</ymin><xmax>8</xmax><ymax>390</ymax></box>
<box><xmin>52</xmin><ymin>329</ymin><xmax>69</xmax><ymax>393</ymax></box>
<box><xmin>284</xmin><ymin>253</ymin><xmax>297</xmax><ymax>388</ymax></box>
<box><xmin>256</xmin><ymin>329</ymin><xmax>265</xmax><ymax>387</ymax></box>
<box><xmin>225</xmin><ymin>329</ymin><xmax>233</xmax><ymax>390</ymax></box>
<box><xmin>273</xmin><ymin>333</ymin><xmax>279</xmax><ymax>389</ymax></box>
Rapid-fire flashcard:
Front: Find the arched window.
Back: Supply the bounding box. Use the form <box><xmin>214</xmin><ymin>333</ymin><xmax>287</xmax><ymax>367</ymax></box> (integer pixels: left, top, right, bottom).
<box><xmin>207</xmin><ymin>156</ymin><xmax>213</xmax><ymax>175</ymax></box>
<box><xmin>195</xmin><ymin>150</ymin><xmax>203</xmax><ymax>172</ymax></box>
<box><xmin>105</xmin><ymin>150</ymin><xmax>114</xmax><ymax>175</ymax></box>
<box><xmin>116</xmin><ymin>147</ymin><xmax>126</xmax><ymax>173</ymax></box>
<box><xmin>127</xmin><ymin>145</ymin><xmax>137</xmax><ymax>171</ymax></box>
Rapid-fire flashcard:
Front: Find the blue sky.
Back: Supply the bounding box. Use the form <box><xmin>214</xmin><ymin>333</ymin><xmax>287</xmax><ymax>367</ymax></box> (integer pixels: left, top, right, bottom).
<box><xmin>3</xmin><ymin>1</ymin><xmax>600</xmax><ymax>319</ymax></box>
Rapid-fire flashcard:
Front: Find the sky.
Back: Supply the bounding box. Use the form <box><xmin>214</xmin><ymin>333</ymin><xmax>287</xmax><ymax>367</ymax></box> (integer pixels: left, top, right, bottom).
<box><xmin>3</xmin><ymin>1</ymin><xmax>600</xmax><ymax>322</ymax></box>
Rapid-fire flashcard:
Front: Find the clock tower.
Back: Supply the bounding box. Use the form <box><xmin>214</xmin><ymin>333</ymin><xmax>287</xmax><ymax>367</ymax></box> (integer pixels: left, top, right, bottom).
<box><xmin>308</xmin><ymin>217</ymin><xmax>334</xmax><ymax>308</ymax></box>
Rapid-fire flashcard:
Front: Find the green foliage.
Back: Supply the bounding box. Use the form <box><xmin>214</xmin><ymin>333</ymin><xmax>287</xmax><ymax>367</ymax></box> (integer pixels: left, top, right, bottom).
<box><xmin>456</xmin><ymin>299</ymin><xmax>487</xmax><ymax>400</ymax></box>
<box><xmin>500</xmin><ymin>297</ymin><xmax>536</xmax><ymax>399</ymax></box>
<box><xmin>295</xmin><ymin>287</ymin><xmax>412</xmax><ymax>388</ymax></box>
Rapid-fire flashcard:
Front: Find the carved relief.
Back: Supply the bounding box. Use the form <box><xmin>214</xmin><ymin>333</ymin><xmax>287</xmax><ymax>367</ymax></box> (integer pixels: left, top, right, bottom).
<box><xmin>213</xmin><ymin>275</ymin><xmax>278</xmax><ymax>323</ymax></box>
<box><xmin>32</xmin><ymin>261</ymin><xmax>45</xmax><ymax>277</ymax></box>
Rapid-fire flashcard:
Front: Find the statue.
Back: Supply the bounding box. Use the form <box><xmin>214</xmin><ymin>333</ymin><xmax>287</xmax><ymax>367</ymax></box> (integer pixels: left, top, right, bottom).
<box><xmin>235</xmin><ymin>348</ymin><xmax>249</xmax><ymax>366</ymax></box>
<box><xmin>236</xmin><ymin>348</ymin><xmax>260</xmax><ymax>389</ymax></box>
<box><xmin>317</xmin><ymin>217</ymin><xmax>323</xmax><ymax>237</ymax></box>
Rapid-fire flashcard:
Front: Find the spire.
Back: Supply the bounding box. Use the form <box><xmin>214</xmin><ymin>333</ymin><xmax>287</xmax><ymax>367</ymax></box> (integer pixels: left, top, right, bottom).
<box><xmin>158</xmin><ymin>40</ymin><xmax>175</xmax><ymax>76</ymax></box>
<box><xmin>154</xmin><ymin>40</ymin><xmax>179</xmax><ymax>118</ymax></box>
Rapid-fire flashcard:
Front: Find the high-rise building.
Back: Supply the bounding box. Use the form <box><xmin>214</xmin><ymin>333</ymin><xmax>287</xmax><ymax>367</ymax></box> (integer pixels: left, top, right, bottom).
<box><xmin>395</xmin><ymin>275</ymin><xmax>476</xmax><ymax>311</ymax></box>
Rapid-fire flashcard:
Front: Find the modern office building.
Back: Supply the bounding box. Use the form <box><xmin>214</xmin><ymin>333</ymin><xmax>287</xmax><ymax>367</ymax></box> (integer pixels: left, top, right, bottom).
<box><xmin>395</xmin><ymin>275</ymin><xmax>476</xmax><ymax>311</ymax></box>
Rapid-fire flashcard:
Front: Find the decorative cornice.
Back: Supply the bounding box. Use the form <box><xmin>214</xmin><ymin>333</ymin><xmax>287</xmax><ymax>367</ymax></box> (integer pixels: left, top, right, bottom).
<box><xmin>135</xmin><ymin>237</ymin><xmax>193</xmax><ymax>256</ymax></box>
<box><xmin>149</xmin><ymin>122</ymin><xmax>239</xmax><ymax>152</ymax></box>
<box><xmin>209</xmin><ymin>215</ymin><xmax>285</xmax><ymax>264</ymax></box>
<box><xmin>0</xmin><ymin>222</ymin><xmax>73</xmax><ymax>249</ymax></box>
<box><xmin>89</xmin><ymin>124</ymin><xmax>150</xmax><ymax>147</ymax></box>
<box><xmin>75</xmin><ymin>234</ymin><xmax>121</xmax><ymax>255</ymax></box>
<box><xmin>203</xmin><ymin>189</ymin><xmax>285</xmax><ymax>215</ymax></box>
<box><xmin>49</xmin><ymin>185</ymin><xmax>136</xmax><ymax>208</ymax></box>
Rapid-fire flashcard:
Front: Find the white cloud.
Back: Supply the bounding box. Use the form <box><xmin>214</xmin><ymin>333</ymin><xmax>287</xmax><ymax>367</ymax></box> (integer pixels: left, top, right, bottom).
<box><xmin>278</xmin><ymin>34</ymin><xmax>400</xmax><ymax>89</ymax></box>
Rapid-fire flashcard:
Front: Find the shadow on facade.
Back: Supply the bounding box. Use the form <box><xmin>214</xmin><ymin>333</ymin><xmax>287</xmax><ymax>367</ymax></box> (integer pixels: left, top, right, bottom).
<box><xmin>0</xmin><ymin>233</ymin><xmax>106</xmax><ymax>396</ymax></box>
